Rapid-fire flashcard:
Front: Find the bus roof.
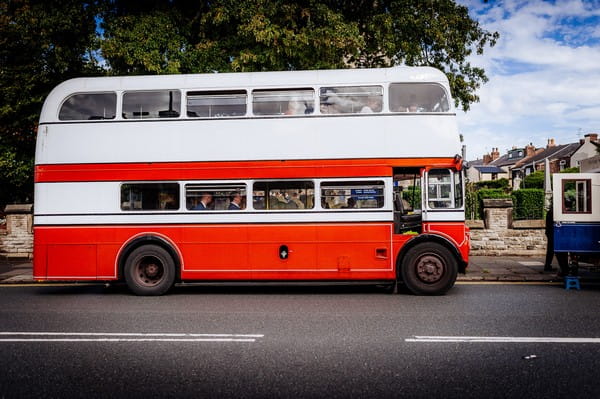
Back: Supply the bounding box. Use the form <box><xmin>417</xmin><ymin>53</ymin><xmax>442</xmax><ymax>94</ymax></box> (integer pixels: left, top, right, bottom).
<box><xmin>40</xmin><ymin>67</ymin><xmax>449</xmax><ymax>123</ymax></box>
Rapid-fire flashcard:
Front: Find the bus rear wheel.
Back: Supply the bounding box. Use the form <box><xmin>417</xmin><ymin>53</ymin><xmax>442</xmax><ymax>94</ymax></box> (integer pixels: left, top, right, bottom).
<box><xmin>124</xmin><ymin>245</ymin><xmax>176</xmax><ymax>296</ymax></box>
<box><xmin>400</xmin><ymin>242</ymin><xmax>458</xmax><ymax>295</ymax></box>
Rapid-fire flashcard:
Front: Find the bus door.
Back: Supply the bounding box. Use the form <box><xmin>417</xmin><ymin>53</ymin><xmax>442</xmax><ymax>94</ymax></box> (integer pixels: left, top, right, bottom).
<box><xmin>392</xmin><ymin>168</ymin><xmax>423</xmax><ymax>234</ymax></box>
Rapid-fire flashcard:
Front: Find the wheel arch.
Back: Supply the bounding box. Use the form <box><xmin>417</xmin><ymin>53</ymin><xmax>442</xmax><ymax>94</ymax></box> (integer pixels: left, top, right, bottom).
<box><xmin>116</xmin><ymin>233</ymin><xmax>183</xmax><ymax>281</ymax></box>
<box><xmin>395</xmin><ymin>234</ymin><xmax>466</xmax><ymax>280</ymax></box>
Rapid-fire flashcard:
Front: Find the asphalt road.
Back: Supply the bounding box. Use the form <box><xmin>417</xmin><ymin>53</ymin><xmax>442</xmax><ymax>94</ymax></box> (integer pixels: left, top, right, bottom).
<box><xmin>1</xmin><ymin>283</ymin><xmax>599</xmax><ymax>398</ymax></box>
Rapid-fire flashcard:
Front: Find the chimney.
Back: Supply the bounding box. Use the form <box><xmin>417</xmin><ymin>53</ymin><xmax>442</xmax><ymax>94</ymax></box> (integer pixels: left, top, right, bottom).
<box><xmin>525</xmin><ymin>143</ymin><xmax>536</xmax><ymax>157</ymax></box>
<box><xmin>585</xmin><ymin>133</ymin><xmax>598</xmax><ymax>143</ymax></box>
<box><xmin>483</xmin><ymin>153</ymin><xmax>491</xmax><ymax>165</ymax></box>
<box><xmin>546</xmin><ymin>138</ymin><xmax>556</xmax><ymax>148</ymax></box>
<box><xmin>491</xmin><ymin>147</ymin><xmax>500</xmax><ymax>161</ymax></box>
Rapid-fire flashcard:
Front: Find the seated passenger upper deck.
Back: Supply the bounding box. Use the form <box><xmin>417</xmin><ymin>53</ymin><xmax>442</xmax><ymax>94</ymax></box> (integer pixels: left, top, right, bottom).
<box><xmin>40</xmin><ymin>67</ymin><xmax>454</xmax><ymax>123</ymax></box>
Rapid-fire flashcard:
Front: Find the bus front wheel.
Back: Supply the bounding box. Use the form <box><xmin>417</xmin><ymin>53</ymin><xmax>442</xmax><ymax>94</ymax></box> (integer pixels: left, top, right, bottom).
<box><xmin>400</xmin><ymin>242</ymin><xmax>458</xmax><ymax>295</ymax></box>
<box><xmin>124</xmin><ymin>245</ymin><xmax>176</xmax><ymax>296</ymax></box>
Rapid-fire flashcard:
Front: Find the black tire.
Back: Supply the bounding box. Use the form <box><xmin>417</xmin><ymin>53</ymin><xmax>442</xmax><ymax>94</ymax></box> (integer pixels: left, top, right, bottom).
<box><xmin>400</xmin><ymin>242</ymin><xmax>458</xmax><ymax>295</ymax></box>
<box><xmin>123</xmin><ymin>245</ymin><xmax>176</xmax><ymax>296</ymax></box>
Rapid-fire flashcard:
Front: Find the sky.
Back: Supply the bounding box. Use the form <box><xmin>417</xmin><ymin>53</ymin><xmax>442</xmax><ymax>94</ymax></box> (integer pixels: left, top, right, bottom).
<box><xmin>455</xmin><ymin>0</ymin><xmax>600</xmax><ymax>161</ymax></box>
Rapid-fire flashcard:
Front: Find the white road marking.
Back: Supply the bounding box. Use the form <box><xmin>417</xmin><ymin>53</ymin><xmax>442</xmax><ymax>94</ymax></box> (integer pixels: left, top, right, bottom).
<box><xmin>406</xmin><ymin>336</ymin><xmax>600</xmax><ymax>343</ymax></box>
<box><xmin>0</xmin><ymin>332</ymin><xmax>264</xmax><ymax>343</ymax></box>
<box><xmin>518</xmin><ymin>261</ymin><xmax>544</xmax><ymax>266</ymax></box>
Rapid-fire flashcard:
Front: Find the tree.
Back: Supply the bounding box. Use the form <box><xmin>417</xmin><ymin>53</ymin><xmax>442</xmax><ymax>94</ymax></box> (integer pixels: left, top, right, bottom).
<box><xmin>100</xmin><ymin>0</ymin><xmax>364</xmax><ymax>74</ymax></box>
<box><xmin>0</xmin><ymin>0</ymin><xmax>101</xmax><ymax>207</ymax></box>
<box><xmin>100</xmin><ymin>1</ymin><xmax>498</xmax><ymax>111</ymax></box>
<box><xmin>334</xmin><ymin>0</ymin><xmax>498</xmax><ymax>111</ymax></box>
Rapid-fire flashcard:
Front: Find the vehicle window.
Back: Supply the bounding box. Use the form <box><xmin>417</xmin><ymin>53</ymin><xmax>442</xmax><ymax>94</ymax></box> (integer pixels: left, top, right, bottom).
<box><xmin>252</xmin><ymin>89</ymin><xmax>314</xmax><ymax>116</ymax></box>
<box><xmin>59</xmin><ymin>92</ymin><xmax>117</xmax><ymax>120</ymax></box>
<box><xmin>121</xmin><ymin>183</ymin><xmax>180</xmax><ymax>211</ymax></box>
<box><xmin>319</xmin><ymin>86</ymin><xmax>382</xmax><ymax>114</ymax></box>
<box><xmin>389</xmin><ymin>83</ymin><xmax>450</xmax><ymax>113</ymax></box>
<box><xmin>122</xmin><ymin>90</ymin><xmax>181</xmax><ymax>119</ymax></box>
<box><xmin>253</xmin><ymin>181</ymin><xmax>314</xmax><ymax>210</ymax></box>
<box><xmin>321</xmin><ymin>181</ymin><xmax>385</xmax><ymax>209</ymax></box>
<box><xmin>454</xmin><ymin>170</ymin><xmax>464</xmax><ymax>208</ymax></box>
<box><xmin>428</xmin><ymin>169</ymin><xmax>453</xmax><ymax>208</ymax></box>
<box><xmin>186</xmin><ymin>184</ymin><xmax>247</xmax><ymax>211</ymax></box>
<box><xmin>562</xmin><ymin>179</ymin><xmax>591</xmax><ymax>213</ymax></box>
<box><xmin>187</xmin><ymin>90</ymin><xmax>246</xmax><ymax>118</ymax></box>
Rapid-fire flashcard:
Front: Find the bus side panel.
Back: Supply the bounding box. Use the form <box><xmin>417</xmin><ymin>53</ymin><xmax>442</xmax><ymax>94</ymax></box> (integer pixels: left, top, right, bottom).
<box><xmin>248</xmin><ymin>224</ymin><xmax>318</xmax><ymax>274</ymax></box>
<box><xmin>34</xmin><ymin>227</ymin><xmax>97</xmax><ymax>279</ymax></box>
<box><xmin>422</xmin><ymin>222</ymin><xmax>470</xmax><ymax>263</ymax></box>
<box><xmin>316</xmin><ymin>224</ymin><xmax>393</xmax><ymax>273</ymax></box>
<box><xmin>32</xmin><ymin>231</ymin><xmax>48</xmax><ymax>279</ymax></box>
<box><xmin>35</xmin><ymin>224</ymin><xmax>397</xmax><ymax>282</ymax></box>
<box><xmin>180</xmin><ymin>225</ymin><xmax>250</xmax><ymax>273</ymax></box>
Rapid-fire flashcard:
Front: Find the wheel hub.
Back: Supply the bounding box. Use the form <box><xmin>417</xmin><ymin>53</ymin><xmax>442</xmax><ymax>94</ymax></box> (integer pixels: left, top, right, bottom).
<box><xmin>144</xmin><ymin>263</ymin><xmax>159</xmax><ymax>277</ymax></box>
<box><xmin>135</xmin><ymin>256</ymin><xmax>164</xmax><ymax>286</ymax></box>
<box><xmin>416</xmin><ymin>254</ymin><xmax>444</xmax><ymax>283</ymax></box>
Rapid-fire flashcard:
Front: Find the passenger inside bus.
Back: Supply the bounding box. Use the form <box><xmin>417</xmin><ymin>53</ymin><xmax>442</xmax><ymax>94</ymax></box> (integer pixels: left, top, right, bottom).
<box><xmin>192</xmin><ymin>193</ymin><xmax>213</xmax><ymax>210</ymax></box>
<box><xmin>228</xmin><ymin>192</ymin><xmax>243</xmax><ymax>210</ymax></box>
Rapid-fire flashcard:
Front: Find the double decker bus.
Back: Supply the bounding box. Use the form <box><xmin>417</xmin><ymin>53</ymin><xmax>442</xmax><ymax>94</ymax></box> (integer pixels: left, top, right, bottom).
<box><xmin>34</xmin><ymin>67</ymin><xmax>469</xmax><ymax>295</ymax></box>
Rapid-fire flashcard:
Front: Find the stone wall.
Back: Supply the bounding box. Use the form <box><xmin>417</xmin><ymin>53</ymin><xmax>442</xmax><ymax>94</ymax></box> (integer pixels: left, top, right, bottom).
<box><xmin>468</xmin><ymin>199</ymin><xmax>546</xmax><ymax>256</ymax></box>
<box><xmin>0</xmin><ymin>204</ymin><xmax>33</xmax><ymax>259</ymax></box>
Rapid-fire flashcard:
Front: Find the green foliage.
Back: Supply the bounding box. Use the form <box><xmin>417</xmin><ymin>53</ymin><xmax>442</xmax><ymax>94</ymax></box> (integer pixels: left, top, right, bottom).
<box><xmin>512</xmin><ymin>189</ymin><xmax>544</xmax><ymax>220</ymax></box>
<box><xmin>521</xmin><ymin>170</ymin><xmax>544</xmax><ymax>189</ymax></box>
<box><xmin>402</xmin><ymin>186</ymin><xmax>422</xmax><ymax>210</ymax></box>
<box><xmin>0</xmin><ymin>0</ymin><xmax>101</xmax><ymax>209</ymax></box>
<box><xmin>559</xmin><ymin>167</ymin><xmax>580</xmax><ymax>173</ymax></box>
<box><xmin>0</xmin><ymin>147</ymin><xmax>33</xmax><ymax>206</ymax></box>
<box><xmin>1</xmin><ymin>0</ymin><xmax>498</xmax><ymax>209</ymax></box>
<box><xmin>100</xmin><ymin>1</ymin><xmax>498</xmax><ymax>111</ymax></box>
<box><xmin>474</xmin><ymin>188</ymin><xmax>511</xmax><ymax>219</ymax></box>
<box><xmin>100</xmin><ymin>1</ymin><xmax>364</xmax><ymax>74</ymax></box>
<box><xmin>340</xmin><ymin>0</ymin><xmax>500</xmax><ymax>111</ymax></box>
<box><xmin>475</xmin><ymin>178</ymin><xmax>509</xmax><ymax>190</ymax></box>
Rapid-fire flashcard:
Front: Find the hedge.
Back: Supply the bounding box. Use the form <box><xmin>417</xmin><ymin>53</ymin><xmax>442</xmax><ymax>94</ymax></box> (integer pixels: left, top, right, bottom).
<box><xmin>402</xmin><ymin>187</ymin><xmax>421</xmax><ymax>210</ymax></box>
<box><xmin>475</xmin><ymin>178</ymin><xmax>509</xmax><ymax>190</ymax></box>
<box><xmin>521</xmin><ymin>170</ymin><xmax>544</xmax><ymax>189</ymax></box>
<box><xmin>473</xmin><ymin>188</ymin><xmax>511</xmax><ymax>219</ymax></box>
<box><xmin>512</xmin><ymin>189</ymin><xmax>544</xmax><ymax>219</ymax></box>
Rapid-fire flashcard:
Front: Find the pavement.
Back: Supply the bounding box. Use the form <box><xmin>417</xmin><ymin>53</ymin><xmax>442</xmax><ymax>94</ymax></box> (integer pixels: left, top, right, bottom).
<box><xmin>1</xmin><ymin>255</ymin><xmax>599</xmax><ymax>285</ymax></box>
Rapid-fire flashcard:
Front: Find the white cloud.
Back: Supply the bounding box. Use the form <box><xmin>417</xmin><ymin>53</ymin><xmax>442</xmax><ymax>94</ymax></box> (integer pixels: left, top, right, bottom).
<box><xmin>456</xmin><ymin>0</ymin><xmax>600</xmax><ymax>159</ymax></box>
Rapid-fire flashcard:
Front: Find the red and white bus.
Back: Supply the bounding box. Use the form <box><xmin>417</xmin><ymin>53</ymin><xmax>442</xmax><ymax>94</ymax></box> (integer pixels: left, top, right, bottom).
<box><xmin>34</xmin><ymin>67</ymin><xmax>469</xmax><ymax>295</ymax></box>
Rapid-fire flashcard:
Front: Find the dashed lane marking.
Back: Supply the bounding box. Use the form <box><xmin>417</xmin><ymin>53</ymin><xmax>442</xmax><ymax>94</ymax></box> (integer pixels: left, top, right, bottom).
<box><xmin>406</xmin><ymin>336</ymin><xmax>600</xmax><ymax>343</ymax></box>
<box><xmin>0</xmin><ymin>332</ymin><xmax>264</xmax><ymax>343</ymax></box>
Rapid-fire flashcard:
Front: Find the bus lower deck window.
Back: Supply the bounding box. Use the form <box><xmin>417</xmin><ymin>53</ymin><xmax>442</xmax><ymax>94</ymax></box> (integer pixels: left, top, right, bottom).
<box><xmin>121</xmin><ymin>183</ymin><xmax>180</xmax><ymax>210</ymax></box>
<box><xmin>253</xmin><ymin>181</ymin><xmax>314</xmax><ymax>210</ymax></box>
<box><xmin>186</xmin><ymin>184</ymin><xmax>247</xmax><ymax>211</ymax></box>
<box><xmin>321</xmin><ymin>181</ymin><xmax>385</xmax><ymax>209</ymax></box>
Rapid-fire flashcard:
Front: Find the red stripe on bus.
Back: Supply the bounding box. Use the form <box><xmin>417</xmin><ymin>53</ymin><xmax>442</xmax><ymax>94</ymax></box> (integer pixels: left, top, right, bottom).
<box><xmin>35</xmin><ymin>158</ymin><xmax>460</xmax><ymax>183</ymax></box>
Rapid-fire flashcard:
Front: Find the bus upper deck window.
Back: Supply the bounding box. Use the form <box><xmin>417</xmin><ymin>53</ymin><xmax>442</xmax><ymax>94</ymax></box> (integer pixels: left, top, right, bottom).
<box><xmin>59</xmin><ymin>92</ymin><xmax>117</xmax><ymax>120</ymax></box>
<box><xmin>187</xmin><ymin>90</ymin><xmax>247</xmax><ymax>118</ymax></box>
<box><xmin>389</xmin><ymin>83</ymin><xmax>449</xmax><ymax>113</ymax></box>
<box><xmin>122</xmin><ymin>90</ymin><xmax>181</xmax><ymax>119</ymax></box>
<box><xmin>319</xmin><ymin>86</ymin><xmax>382</xmax><ymax>114</ymax></box>
<box><xmin>252</xmin><ymin>89</ymin><xmax>314</xmax><ymax>116</ymax></box>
